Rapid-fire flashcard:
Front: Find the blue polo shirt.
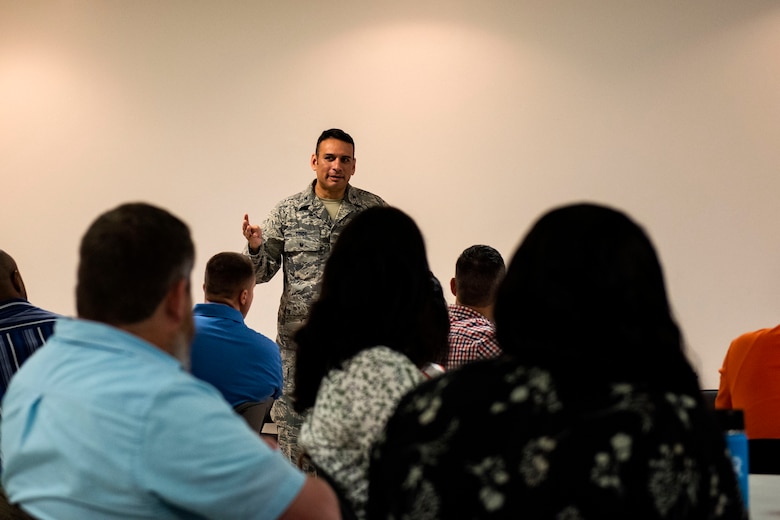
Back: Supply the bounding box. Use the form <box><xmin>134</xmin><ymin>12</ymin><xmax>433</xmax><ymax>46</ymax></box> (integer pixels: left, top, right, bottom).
<box><xmin>191</xmin><ymin>303</ymin><xmax>282</xmax><ymax>407</ymax></box>
<box><xmin>0</xmin><ymin>318</ymin><xmax>305</xmax><ymax>519</ymax></box>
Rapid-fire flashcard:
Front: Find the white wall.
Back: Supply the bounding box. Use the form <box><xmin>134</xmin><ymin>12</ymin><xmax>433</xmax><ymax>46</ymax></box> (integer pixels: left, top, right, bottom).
<box><xmin>2</xmin><ymin>1</ymin><xmax>779</xmax><ymax>388</ymax></box>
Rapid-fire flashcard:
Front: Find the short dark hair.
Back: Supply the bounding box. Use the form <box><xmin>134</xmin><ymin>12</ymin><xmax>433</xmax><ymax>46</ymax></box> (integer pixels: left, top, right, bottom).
<box><xmin>315</xmin><ymin>128</ymin><xmax>355</xmax><ymax>156</ymax></box>
<box><xmin>76</xmin><ymin>202</ymin><xmax>195</xmax><ymax>325</ymax></box>
<box><xmin>454</xmin><ymin>245</ymin><xmax>505</xmax><ymax>307</ymax></box>
<box><xmin>293</xmin><ymin>206</ymin><xmax>449</xmax><ymax>412</ymax></box>
<box><xmin>204</xmin><ymin>252</ymin><xmax>254</xmax><ymax>299</ymax></box>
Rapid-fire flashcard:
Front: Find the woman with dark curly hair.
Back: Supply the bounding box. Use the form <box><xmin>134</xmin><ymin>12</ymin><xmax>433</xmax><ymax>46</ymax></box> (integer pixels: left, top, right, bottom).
<box><xmin>368</xmin><ymin>203</ymin><xmax>745</xmax><ymax>519</ymax></box>
<box><xmin>292</xmin><ymin>206</ymin><xmax>449</xmax><ymax>519</ymax></box>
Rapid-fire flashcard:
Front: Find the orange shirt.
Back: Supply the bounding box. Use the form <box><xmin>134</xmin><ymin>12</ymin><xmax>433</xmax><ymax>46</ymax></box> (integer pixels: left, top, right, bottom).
<box><xmin>716</xmin><ymin>324</ymin><xmax>780</xmax><ymax>439</ymax></box>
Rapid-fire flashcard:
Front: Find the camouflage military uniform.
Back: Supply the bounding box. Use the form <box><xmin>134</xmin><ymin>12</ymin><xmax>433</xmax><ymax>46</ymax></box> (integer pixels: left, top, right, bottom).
<box><xmin>245</xmin><ymin>180</ymin><xmax>386</xmax><ymax>465</ymax></box>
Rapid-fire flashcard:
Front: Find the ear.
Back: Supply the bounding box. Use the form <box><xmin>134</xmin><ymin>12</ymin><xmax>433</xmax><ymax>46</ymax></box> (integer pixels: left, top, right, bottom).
<box><xmin>450</xmin><ymin>277</ymin><xmax>457</xmax><ymax>297</ymax></box>
<box><xmin>310</xmin><ymin>153</ymin><xmax>318</xmax><ymax>171</ymax></box>
<box><xmin>165</xmin><ymin>278</ymin><xmax>191</xmax><ymax>324</ymax></box>
<box><xmin>11</xmin><ymin>270</ymin><xmax>27</xmax><ymax>299</ymax></box>
<box><xmin>239</xmin><ymin>288</ymin><xmax>248</xmax><ymax>306</ymax></box>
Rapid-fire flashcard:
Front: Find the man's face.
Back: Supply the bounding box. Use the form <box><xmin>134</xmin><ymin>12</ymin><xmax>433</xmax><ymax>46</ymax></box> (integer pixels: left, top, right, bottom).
<box><xmin>311</xmin><ymin>138</ymin><xmax>356</xmax><ymax>196</ymax></box>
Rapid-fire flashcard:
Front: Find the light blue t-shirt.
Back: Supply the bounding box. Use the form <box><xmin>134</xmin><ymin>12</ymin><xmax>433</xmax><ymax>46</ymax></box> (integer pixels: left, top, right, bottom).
<box><xmin>0</xmin><ymin>318</ymin><xmax>305</xmax><ymax>520</ymax></box>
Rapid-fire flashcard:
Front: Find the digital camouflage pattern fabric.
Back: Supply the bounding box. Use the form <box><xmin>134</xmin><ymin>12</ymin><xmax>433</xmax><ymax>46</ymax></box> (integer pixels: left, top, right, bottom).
<box><xmin>247</xmin><ymin>181</ymin><xmax>386</xmax><ymax>463</ymax></box>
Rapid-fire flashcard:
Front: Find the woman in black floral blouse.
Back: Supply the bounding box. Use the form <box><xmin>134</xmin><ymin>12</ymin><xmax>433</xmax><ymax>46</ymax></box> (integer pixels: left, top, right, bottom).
<box><xmin>368</xmin><ymin>203</ymin><xmax>745</xmax><ymax>520</ymax></box>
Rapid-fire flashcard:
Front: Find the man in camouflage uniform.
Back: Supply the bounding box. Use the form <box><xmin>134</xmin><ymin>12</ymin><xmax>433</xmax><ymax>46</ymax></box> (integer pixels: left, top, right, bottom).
<box><xmin>242</xmin><ymin>129</ymin><xmax>386</xmax><ymax>465</ymax></box>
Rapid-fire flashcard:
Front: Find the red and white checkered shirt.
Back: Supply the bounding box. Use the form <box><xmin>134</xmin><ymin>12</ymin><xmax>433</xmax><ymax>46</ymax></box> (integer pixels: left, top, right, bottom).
<box><xmin>445</xmin><ymin>304</ymin><xmax>502</xmax><ymax>370</ymax></box>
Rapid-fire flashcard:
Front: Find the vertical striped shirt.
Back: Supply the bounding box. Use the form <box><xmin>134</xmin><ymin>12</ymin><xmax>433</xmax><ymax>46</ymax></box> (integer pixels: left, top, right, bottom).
<box><xmin>0</xmin><ymin>298</ymin><xmax>60</xmax><ymax>399</ymax></box>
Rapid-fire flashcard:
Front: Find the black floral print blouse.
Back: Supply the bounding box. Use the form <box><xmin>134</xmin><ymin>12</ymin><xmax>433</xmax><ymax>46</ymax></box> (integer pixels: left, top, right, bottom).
<box><xmin>368</xmin><ymin>357</ymin><xmax>746</xmax><ymax>520</ymax></box>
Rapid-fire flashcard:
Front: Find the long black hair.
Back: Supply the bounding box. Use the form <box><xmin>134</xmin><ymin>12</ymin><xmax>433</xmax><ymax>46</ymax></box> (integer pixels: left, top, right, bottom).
<box><xmin>494</xmin><ymin>203</ymin><xmax>701</xmax><ymax>397</ymax></box>
<box><xmin>293</xmin><ymin>206</ymin><xmax>449</xmax><ymax>412</ymax></box>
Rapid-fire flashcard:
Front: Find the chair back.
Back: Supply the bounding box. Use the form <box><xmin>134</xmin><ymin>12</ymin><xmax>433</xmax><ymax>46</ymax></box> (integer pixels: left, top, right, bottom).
<box><xmin>234</xmin><ymin>397</ymin><xmax>274</xmax><ymax>433</ymax></box>
<box><xmin>749</xmin><ymin>438</ymin><xmax>780</xmax><ymax>474</ymax></box>
<box><xmin>701</xmin><ymin>389</ymin><xmax>718</xmax><ymax>411</ymax></box>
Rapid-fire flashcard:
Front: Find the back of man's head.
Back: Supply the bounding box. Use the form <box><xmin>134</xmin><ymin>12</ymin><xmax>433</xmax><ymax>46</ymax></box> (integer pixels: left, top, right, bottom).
<box><xmin>0</xmin><ymin>249</ymin><xmax>25</xmax><ymax>300</ymax></box>
<box><xmin>455</xmin><ymin>245</ymin><xmax>506</xmax><ymax>307</ymax></box>
<box><xmin>76</xmin><ymin>202</ymin><xmax>195</xmax><ymax>325</ymax></box>
<box><xmin>204</xmin><ymin>252</ymin><xmax>254</xmax><ymax>301</ymax></box>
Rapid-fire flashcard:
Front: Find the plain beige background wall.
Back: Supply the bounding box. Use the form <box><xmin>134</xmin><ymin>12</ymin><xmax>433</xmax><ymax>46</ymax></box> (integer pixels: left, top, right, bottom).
<box><xmin>2</xmin><ymin>1</ymin><xmax>779</xmax><ymax>389</ymax></box>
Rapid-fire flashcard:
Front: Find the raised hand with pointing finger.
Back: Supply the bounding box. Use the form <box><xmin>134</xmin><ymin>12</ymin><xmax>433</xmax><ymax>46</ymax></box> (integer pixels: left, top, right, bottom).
<box><xmin>242</xmin><ymin>213</ymin><xmax>263</xmax><ymax>252</ymax></box>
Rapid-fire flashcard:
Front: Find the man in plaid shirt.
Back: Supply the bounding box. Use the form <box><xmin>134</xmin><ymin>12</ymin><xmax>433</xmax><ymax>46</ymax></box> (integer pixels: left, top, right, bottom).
<box><xmin>445</xmin><ymin>245</ymin><xmax>505</xmax><ymax>369</ymax></box>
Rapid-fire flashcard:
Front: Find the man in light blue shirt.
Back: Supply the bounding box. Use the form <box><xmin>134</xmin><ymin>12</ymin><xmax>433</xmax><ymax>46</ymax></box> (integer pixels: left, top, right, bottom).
<box><xmin>0</xmin><ymin>203</ymin><xmax>339</xmax><ymax>520</ymax></box>
<box><xmin>191</xmin><ymin>252</ymin><xmax>283</xmax><ymax>409</ymax></box>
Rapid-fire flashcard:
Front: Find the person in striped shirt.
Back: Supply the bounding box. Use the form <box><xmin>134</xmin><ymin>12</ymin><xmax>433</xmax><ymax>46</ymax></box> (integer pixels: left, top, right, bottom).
<box><xmin>0</xmin><ymin>250</ymin><xmax>60</xmax><ymax>399</ymax></box>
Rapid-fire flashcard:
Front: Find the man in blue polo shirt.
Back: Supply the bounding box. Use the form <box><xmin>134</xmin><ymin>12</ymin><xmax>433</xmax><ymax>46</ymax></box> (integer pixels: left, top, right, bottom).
<box><xmin>0</xmin><ymin>250</ymin><xmax>60</xmax><ymax>401</ymax></box>
<box><xmin>0</xmin><ymin>203</ymin><xmax>338</xmax><ymax>519</ymax></box>
<box><xmin>191</xmin><ymin>252</ymin><xmax>283</xmax><ymax>409</ymax></box>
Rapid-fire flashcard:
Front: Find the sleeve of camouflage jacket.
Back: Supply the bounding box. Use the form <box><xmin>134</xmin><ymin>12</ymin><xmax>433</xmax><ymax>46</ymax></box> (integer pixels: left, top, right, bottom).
<box><xmin>244</xmin><ymin>203</ymin><xmax>286</xmax><ymax>284</ymax></box>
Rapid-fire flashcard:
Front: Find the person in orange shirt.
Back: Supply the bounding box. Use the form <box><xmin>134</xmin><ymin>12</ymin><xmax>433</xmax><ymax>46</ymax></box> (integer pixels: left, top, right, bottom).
<box><xmin>716</xmin><ymin>325</ymin><xmax>780</xmax><ymax>439</ymax></box>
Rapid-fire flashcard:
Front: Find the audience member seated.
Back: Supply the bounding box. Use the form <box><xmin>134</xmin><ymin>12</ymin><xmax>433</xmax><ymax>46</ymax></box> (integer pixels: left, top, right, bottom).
<box><xmin>190</xmin><ymin>252</ymin><xmax>283</xmax><ymax>414</ymax></box>
<box><xmin>293</xmin><ymin>206</ymin><xmax>449</xmax><ymax>519</ymax></box>
<box><xmin>367</xmin><ymin>202</ymin><xmax>745</xmax><ymax>519</ymax></box>
<box><xmin>716</xmin><ymin>325</ymin><xmax>780</xmax><ymax>439</ymax></box>
<box><xmin>445</xmin><ymin>244</ymin><xmax>505</xmax><ymax>370</ymax></box>
<box><xmin>0</xmin><ymin>250</ymin><xmax>60</xmax><ymax>400</ymax></box>
<box><xmin>0</xmin><ymin>203</ymin><xmax>339</xmax><ymax>520</ymax></box>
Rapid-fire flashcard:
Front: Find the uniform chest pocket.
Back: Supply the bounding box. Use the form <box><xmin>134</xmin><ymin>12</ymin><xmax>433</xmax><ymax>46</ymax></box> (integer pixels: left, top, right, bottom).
<box><xmin>284</xmin><ymin>236</ymin><xmax>322</xmax><ymax>253</ymax></box>
<box><xmin>283</xmin><ymin>236</ymin><xmax>325</xmax><ymax>281</ymax></box>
